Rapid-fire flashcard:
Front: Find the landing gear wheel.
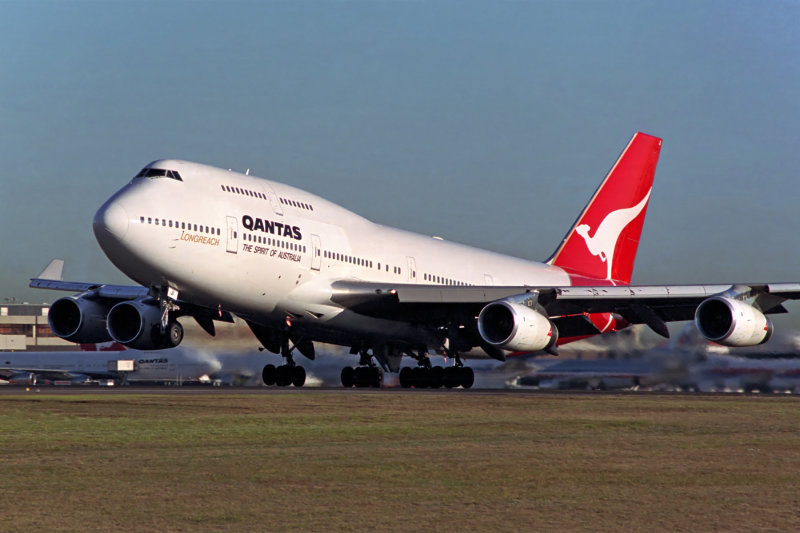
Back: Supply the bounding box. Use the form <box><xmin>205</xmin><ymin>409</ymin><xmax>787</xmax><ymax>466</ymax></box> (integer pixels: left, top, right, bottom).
<box><xmin>341</xmin><ymin>366</ymin><xmax>354</xmax><ymax>388</ymax></box>
<box><xmin>412</xmin><ymin>367</ymin><xmax>429</xmax><ymax>389</ymax></box>
<box><xmin>370</xmin><ymin>366</ymin><xmax>383</xmax><ymax>388</ymax></box>
<box><xmin>442</xmin><ymin>366</ymin><xmax>458</xmax><ymax>389</ymax></box>
<box><xmin>399</xmin><ymin>367</ymin><xmax>413</xmax><ymax>388</ymax></box>
<box><xmin>165</xmin><ymin>321</ymin><xmax>184</xmax><ymax>347</ymax></box>
<box><xmin>262</xmin><ymin>364</ymin><xmax>276</xmax><ymax>386</ymax></box>
<box><xmin>275</xmin><ymin>365</ymin><xmax>293</xmax><ymax>387</ymax></box>
<box><xmin>460</xmin><ymin>366</ymin><xmax>474</xmax><ymax>389</ymax></box>
<box><xmin>292</xmin><ymin>366</ymin><xmax>306</xmax><ymax>387</ymax></box>
<box><xmin>429</xmin><ymin>366</ymin><xmax>444</xmax><ymax>389</ymax></box>
<box><xmin>354</xmin><ymin>366</ymin><xmax>370</xmax><ymax>388</ymax></box>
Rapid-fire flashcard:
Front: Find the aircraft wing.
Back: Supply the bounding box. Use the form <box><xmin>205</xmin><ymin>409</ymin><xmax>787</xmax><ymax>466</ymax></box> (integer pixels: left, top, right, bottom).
<box><xmin>29</xmin><ymin>259</ymin><xmax>150</xmax><ymax>298</ymax></box>
<box><xmin>29</xmin><ymin>278</ymin><xmax>150</xmax><ymax>299</ymax></box>
<box><xmin>330</xmin><ymin>280</ymin><xmax>800</xmax><ymax>338</ymax></box>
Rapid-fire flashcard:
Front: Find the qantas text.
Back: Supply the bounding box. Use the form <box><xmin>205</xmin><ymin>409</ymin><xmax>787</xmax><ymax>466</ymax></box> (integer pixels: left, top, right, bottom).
<box><xmin>242</xmin><ymin>215</ymin><xmax>302</xmax><ymax>240</ymax></box>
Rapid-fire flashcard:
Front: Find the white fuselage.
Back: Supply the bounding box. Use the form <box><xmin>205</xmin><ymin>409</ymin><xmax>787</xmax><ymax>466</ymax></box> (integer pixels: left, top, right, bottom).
<box><xmin>93</xmin><ymin>160</ymin><xmax>570</xmax><ymax>348</ymax></box>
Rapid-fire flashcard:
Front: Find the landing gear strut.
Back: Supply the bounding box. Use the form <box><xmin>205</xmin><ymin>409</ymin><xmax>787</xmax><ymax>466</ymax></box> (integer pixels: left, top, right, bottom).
<box><xmin>341</xmin><ymin>348</ymin><xmax>383</xmax><ymax>388</ymax></box>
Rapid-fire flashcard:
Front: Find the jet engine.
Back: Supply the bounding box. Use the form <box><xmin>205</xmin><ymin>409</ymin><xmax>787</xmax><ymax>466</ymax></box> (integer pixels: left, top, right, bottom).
<box><xmin>107</xmin><ymin>300</ymin><xmax>184</xmax><ymax>349</ymax></box>
<box><xmin>477</xmin><ymin>299</ymin><xmax>557</xmax><ymax>352</ymax></box>
<box><xmin>695</xmin><ymin>297</ymin><xmax>773</xmax><ymax>347</ymax></box>
<box><xmin>48</xmin><ymin>296</ymin><xmax>112</xmax><ymax>343</ymax></box>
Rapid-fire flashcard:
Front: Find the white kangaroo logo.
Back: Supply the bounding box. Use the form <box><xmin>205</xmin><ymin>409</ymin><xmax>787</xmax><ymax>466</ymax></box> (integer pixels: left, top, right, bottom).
<box><xmin>575</xmin><ymin>188</ymin><xmax>651</xmax><ymax>280</ymax></box>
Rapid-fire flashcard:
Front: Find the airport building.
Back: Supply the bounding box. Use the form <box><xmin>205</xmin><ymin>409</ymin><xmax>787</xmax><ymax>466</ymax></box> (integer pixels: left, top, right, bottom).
<box><xmin>0</xmin><ymin>302</ymin><xmax>74</xmax><ymax>351</ymax></box>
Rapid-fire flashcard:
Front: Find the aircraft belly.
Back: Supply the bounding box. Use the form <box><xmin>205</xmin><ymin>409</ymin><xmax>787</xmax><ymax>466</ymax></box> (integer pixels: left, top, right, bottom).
<box><xmin>307</xmin><ymin>309</ymin><xmax>437</xmax><ymax>346</ymax></box>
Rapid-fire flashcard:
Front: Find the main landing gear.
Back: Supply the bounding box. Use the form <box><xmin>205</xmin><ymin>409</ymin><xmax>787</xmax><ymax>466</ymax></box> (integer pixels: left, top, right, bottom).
<box><xmin>398</xmin><ymin>365</ymin><xmax>474</xmax><ymax>389</ymax></box>
<box><xmin>341</xmin><ymin>349</ymin><xmax>383</xmax><ymax>388</ymax></box>
<box><xmin>398</xmin><ymin>350</ymin><xmax>474</xmax><ymax>389</ymax></box>
<box><xmin>262</xmin><ymin>363</ymin><xmax>306</xmax><ymax>387</ymax></box>
<box><xmin>261</xmin><ymin>337</ymin><xmax>307</xmax><ymax>387</ymax></box>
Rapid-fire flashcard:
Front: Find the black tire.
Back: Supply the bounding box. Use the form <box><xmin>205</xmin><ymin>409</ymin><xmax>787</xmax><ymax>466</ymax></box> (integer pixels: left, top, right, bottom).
<box><xmin>442</xmin><ymin>367</ymin><xmax>457</xmax><ymax>389</ymax></box>
<box><xmin>341</xmin><ymin>366</ymin><xmax>354</xmax><ymax>388</ymax></box>
<box><xmin>460</xmin><ymin>367</ymin><xmax>475</xmax><ymax>389</ymax></box>
<box><xmin>275</xmin><ymin>365</ymin><xmax>292</xmax><ymax>387</ymax></box>
<box><xmin>262</xmin><ymin>364</ymin><xmax>276</xmax><ymax>386</ymax></box>
<box><xmin>399</xmin><ymin>367</ymin><xmax>413</xmax><ymax>388</ymax></box>
<box><xmin>292</xmin><ymin>366</ymin><xmax>306</xmax><ymax>387</ymax></box>
<box><xmin>412</xmin><ymin>367</ymin><xmax>429</xmax><ymax>389</ymax></box>
<box><xmin>166</xmin><ymin>321</ymin><xmax>183</xmax><ymax>347</ymax></box>
<box><xmin>371</xmin><ymin>367</ymin><xmax>383</xmax><ymax>388</ymax></box>
<box><xmin>354</xmin><ymin>366</ymin><xmax>371</xmax><ymax>388</ymax></box>
<box><xmin>429</xmin><ymin>366</ymin><xmax>444</xmax><ymax>389</ymax></box>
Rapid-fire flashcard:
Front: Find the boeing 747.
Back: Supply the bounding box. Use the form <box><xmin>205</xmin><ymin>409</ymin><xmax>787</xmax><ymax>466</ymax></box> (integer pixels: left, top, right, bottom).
<box><xmin>31</xmin><ymin>133</ymin><xmax>800</xmax><ymax>387</ymax></box>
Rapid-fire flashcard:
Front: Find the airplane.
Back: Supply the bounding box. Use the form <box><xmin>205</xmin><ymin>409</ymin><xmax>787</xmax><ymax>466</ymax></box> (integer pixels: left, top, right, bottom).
<box><xmin>514</xmin><ymin>323</ymin><xmax>800</xmax><ymax>393</ymax></box>
<box><xmin>29</xmin><ymin>132</ymin><xmax>800</xmax><ymax>388</ymax></box>
<box><xmin>0</xmin><ymin>344</ymin><xmax>266</xmax><ymax>386</ymax></box>
<box><xmin>514</xmin><ymin>357</ymin><xmax>656</xmax><ymax>391</ymax></box>
<box><xmin>636</xmin><ymin>323</ymin><xmax>800</xmax><ymax>393</ymax></box>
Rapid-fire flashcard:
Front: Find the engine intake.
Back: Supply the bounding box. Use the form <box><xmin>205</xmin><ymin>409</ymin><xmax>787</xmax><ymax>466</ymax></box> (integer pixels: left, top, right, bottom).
<box><xmin>477</xmin><ymin>300</ymin><xmax>557</xmax><ymax>352</ymax></box>
<box><xmin>48</xmin><ymin>296</ymin><xmax>112</xmax><ymax>343</ymax></box>
<box><xmin>695</xmin><ymin>297</ymin><xmax>773</xmax><ymax>347</ymax></box>
<box><xmin>107</xmin><ymin>300</ymin><xmax>183</xmax><ymax>349</ymax></box>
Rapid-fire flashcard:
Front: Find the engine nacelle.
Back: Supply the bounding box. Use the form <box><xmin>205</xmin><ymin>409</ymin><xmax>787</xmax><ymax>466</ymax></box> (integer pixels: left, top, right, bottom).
<box><xmin>48</xmin><ymin>296</ymin><xmax>112</xmax><ymax>343</ymax></box>
<box><xmin>695</xmin><ymin>297</ymin><xmax>773</xmax><ymax>347</ymax></box>
<box><xmin>107</xmin><ymin>300</ymin><xmax>183</xmax><ymax>349</ymax></box>
<box><xmin>477</xmin><ymin>300</ymin><xmax>557</xmax><ymax>352</ymax></box>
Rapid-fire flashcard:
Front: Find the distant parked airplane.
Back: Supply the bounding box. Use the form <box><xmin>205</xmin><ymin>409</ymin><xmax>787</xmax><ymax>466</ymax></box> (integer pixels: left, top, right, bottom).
<box><xmin>0</xmin><ymin>344</ymin><xmax>261</xmax><ymax>386</ymax></box>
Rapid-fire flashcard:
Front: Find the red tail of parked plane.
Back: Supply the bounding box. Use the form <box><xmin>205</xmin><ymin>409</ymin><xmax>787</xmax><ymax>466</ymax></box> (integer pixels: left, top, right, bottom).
<box><xmin>548</xmin><ymin>132</ymin><xmax>662</xmax><ymax>285</ymax></box>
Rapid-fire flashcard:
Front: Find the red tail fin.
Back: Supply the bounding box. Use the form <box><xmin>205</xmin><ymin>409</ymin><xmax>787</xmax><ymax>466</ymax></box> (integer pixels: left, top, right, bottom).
<box><xmin>547</xmin><ymin>132</ymin><xmax>662</xmax><ymax>285</ymax></box>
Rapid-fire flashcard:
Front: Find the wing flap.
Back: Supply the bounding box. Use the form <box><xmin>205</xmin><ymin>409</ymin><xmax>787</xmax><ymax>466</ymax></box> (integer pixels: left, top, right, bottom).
<box><xmin>328</xmin><ymin>280</ymin><xmax>800</xmax><ymax>326</ymax></box>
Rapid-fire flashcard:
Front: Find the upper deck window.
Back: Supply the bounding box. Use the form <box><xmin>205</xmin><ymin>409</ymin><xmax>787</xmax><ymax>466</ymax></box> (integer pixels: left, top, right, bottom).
<box><xmin>134</xmin><ymin>168</ymin><xmax>183</xmax><ymax>181</ymax></box>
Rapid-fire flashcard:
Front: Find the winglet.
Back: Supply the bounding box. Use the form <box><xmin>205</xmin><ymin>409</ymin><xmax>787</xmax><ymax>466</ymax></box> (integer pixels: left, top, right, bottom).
<box><xmin>37</xmin><ymin>259</ymin><xmax>65</xmax><ymax>281</ymax></box>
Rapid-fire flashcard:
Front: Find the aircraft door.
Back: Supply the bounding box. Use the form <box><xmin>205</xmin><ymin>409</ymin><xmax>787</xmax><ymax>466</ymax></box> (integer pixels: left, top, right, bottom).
<box><xmin>484</xmin><ymin>274</ymin><xmax>494</xmax><ymax>286</ymax></box>
<box><xmin>226</xmin><ymin>216</ymin><xmax>238</xmax><ymax>254</ymax></box>
<box><xmin>262</xmin><ymin>184</ymin><xmax>284</xmax><ymax>216</ymax></box>
<box><xmin>406</xmin><ymin>256</ymin><xmax>417</xmax><ymax>281</ymax></box>
<box><xmin>311</xmin><ymin>234</ymin><xmax>321</xmax><ymax>271</ymax></box>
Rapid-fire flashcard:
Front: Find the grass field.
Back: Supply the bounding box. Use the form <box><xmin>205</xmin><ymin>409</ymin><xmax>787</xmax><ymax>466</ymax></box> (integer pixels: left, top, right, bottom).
<box><xmin>1</xmin><ymin>391</ymin><xmax>799</xmax><ymax>532</ymax></box>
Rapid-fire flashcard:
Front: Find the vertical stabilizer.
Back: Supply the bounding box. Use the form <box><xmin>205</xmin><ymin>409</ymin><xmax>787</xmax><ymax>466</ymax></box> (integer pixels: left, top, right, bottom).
<box><xmin>547</xmin><ymin>132</ymin><xmax>662</xmax><ymax>284</ymax></box>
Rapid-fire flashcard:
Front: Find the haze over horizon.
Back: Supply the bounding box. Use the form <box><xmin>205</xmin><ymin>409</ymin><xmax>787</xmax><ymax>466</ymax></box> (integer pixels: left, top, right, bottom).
<box><xmin>2</xmin><ymin>1</ymin><xmax>799</xmax><ymax>313</ymax></box>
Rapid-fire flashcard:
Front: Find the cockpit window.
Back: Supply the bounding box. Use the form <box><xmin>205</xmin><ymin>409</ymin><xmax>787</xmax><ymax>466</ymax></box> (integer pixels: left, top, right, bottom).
<box><xmin>134</xmin><ymin>168</ymin><xmax>183</xmax><ymax>181</ymax></box>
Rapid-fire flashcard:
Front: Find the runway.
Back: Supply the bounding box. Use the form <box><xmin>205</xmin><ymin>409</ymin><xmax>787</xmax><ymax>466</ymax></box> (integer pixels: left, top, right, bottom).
<box><xmin>1</xmin><ymin>384</ymin><xmax>794</xmax><ymax>399</ymax></box>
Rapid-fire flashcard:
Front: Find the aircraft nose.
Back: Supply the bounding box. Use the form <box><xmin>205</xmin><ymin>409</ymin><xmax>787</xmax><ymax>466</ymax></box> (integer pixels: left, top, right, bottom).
<box><xmin>93</xmin><ymin>200</ymin><xmax>129</xmax><ymax>240</ymax></box>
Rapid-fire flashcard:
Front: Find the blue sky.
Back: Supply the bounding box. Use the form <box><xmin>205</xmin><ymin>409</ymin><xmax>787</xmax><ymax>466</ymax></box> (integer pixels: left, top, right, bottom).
<box><xmin>1</xmin><ymin>0</ymin><xmax>799</xmax><ymax>307</ymax></box>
